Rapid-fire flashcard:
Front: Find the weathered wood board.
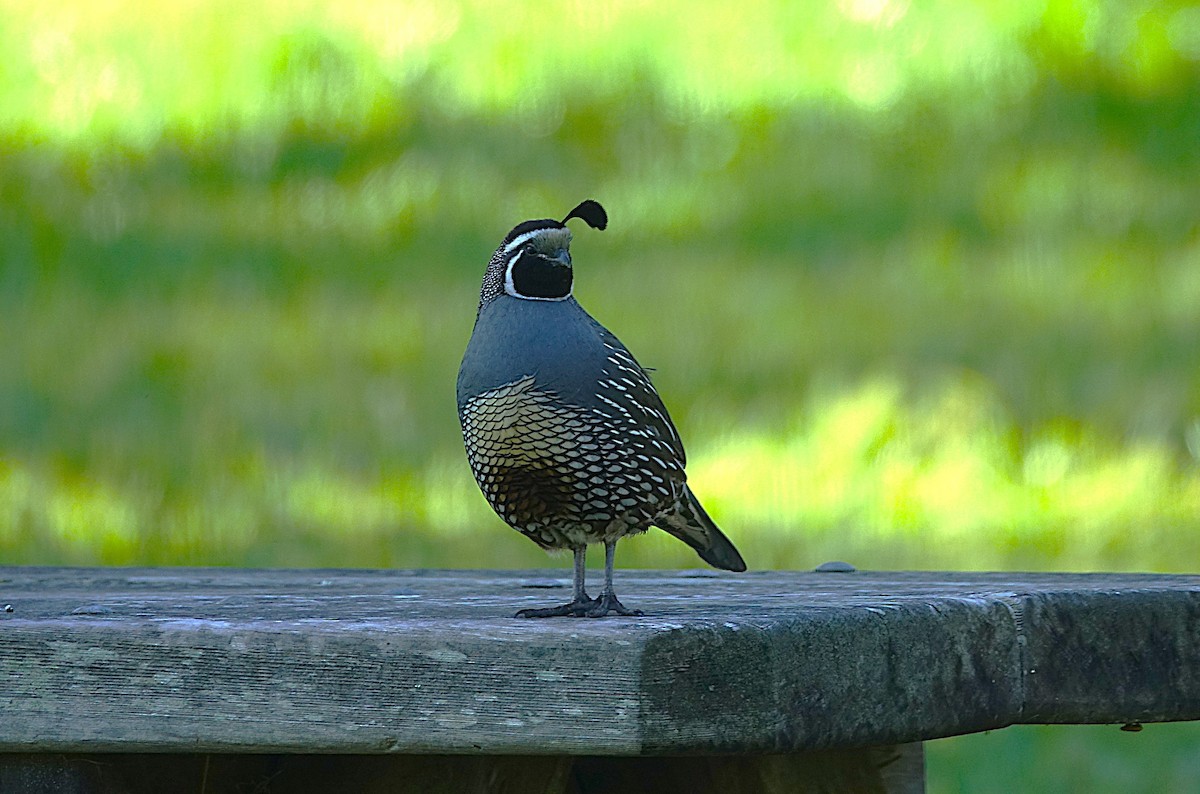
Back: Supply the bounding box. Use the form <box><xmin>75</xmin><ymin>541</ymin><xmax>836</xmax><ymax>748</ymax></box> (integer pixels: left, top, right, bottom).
<box><xmin>0</xmin><ymin>567</ymin><xmax>1197</xmax><ymax>756</ymax></box>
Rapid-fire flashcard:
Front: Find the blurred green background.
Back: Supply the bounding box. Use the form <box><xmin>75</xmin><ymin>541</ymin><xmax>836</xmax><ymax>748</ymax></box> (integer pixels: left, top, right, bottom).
<box><xmin>2</xmin><ymin>0</ymin><xmax>1199</xmax><ymax>790</ymax></box>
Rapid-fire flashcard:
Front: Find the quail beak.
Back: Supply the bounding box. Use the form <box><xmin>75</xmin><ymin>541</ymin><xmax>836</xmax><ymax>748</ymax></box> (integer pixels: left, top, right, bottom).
<box><xmin>551</xmin><ymin>249</ymin><xmax>572</xmax><ymax>268</ymax></box>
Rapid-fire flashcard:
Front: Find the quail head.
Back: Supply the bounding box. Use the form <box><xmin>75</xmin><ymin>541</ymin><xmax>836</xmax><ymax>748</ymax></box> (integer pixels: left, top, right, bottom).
<box><xmin>457</xmin><ymin>200</ymin><xmax>746</xmax><ymax>618</ymax></box>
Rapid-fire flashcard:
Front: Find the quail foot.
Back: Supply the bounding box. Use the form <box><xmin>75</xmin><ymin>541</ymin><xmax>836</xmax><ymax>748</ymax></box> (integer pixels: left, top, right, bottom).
<box><xmin>457</xmin><ymin>200</ymin><xmax>746</xmax><ymax>618</ymax></box>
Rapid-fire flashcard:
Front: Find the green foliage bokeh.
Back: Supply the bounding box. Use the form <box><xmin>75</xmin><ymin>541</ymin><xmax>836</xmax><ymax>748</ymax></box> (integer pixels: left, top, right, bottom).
<box><xmin>3</xmin><ymin>0</ymin><xmax>1198</xmax><ymax>576</ymax></box>
<box><xmin>3</xmin><ymin>3</ymin><xmax>1200</xmax><ymax>788</ymax></box>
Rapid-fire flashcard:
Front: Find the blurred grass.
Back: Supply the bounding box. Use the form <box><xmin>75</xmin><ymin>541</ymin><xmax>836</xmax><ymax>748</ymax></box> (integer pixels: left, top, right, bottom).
<box><xmin>2</xmin><ymin>0</ymin><xmax>1200</xmax><ymax>790</ymax></box>
<box><xmin>928</xmin><ymin>723</ymin><xmax>1200</xmax><ymax>794</ymax></box>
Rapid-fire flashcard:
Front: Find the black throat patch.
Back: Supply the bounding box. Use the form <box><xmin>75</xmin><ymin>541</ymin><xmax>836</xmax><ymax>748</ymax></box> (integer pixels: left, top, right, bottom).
<box><xmin>510</xmin><ymin>253</ymin><xmax>572</xmax><ymax>299</ymax></box>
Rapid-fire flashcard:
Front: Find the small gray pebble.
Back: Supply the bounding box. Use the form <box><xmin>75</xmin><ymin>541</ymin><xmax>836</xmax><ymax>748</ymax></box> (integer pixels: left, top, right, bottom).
<box><xmin>815</xmin><ymin>561</ymin><xmax>858</xmax><ymax>573</ymax></box>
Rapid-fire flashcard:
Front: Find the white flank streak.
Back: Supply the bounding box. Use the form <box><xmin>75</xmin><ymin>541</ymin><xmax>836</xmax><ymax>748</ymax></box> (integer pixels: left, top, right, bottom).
<box><xmin>597</xmin><ymin>394</ymin><xmax>632</xmax><ymax>418</ymax></box>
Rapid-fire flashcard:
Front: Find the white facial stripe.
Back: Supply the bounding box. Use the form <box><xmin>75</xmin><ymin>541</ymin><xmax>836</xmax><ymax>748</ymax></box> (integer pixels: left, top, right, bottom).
<box><xmin>502</xmin><ymin>226</ymin><xmax>571</xmax><ymax>255</ymax></box>
<box><xmin>503</xmin><ymin>249</ymin><xmax>573</xmax><ymax>302</ymax></box>
<box><xmin>502</xmin><ymin>250</ymin><xmax>524</xmax><ymax>296</ymax></box>
<box><xmin>503</xmin><ymin>229</ymin><xmax>546</xmax><ymax>254</ymax></box>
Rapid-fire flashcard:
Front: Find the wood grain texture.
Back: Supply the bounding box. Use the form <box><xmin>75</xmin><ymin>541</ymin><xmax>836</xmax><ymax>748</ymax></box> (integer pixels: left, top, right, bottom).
<box><xmin>0</xmin><ymin>567</ymin><xmax>1197</xmax><ymax>755</ymax></box>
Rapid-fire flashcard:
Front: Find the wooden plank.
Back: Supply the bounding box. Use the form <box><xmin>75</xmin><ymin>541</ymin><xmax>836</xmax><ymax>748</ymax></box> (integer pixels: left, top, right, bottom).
<box><xmin>572</xmin><ymin>742</ymin><xmax>924</xmax><ymax>793</ymax></box>
<box><xmin>0</xmin><ymin>746</ymin><xmax>923</xmax><ymax>794</ymax></box>
<box><xmin>0</xmin><ymin>567</ymin><xmax>1197</xmax><ymax>754</ymax></box>
<box><xmin>0</xmin><ymin>753</ymin><xmax>573</xmax><ymax>794</ymax></box>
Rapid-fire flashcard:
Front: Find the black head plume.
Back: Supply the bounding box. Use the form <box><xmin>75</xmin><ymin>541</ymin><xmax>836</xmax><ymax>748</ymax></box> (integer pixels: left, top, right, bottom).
<box><xmin>561</xmin><ymin>199</ymin><xmax>607</xmax><ymax>231</ymax></box>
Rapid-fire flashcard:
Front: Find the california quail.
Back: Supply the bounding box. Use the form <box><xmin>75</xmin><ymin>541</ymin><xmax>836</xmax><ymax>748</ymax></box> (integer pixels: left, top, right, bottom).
<box><xmin>457</xmin><ymin>200</ymin><xmax>746</xmax><ymax>618</ymax></box>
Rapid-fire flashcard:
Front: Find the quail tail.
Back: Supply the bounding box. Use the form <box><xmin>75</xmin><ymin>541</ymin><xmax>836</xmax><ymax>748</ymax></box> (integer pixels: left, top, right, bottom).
<box><xmin>659</xmin><ymin>487</ymin><xmax>747</xmax><ymax>572</ymax></box>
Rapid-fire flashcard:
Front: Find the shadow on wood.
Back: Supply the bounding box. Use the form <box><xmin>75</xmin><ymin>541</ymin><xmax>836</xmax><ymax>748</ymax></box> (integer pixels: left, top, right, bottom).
<box><xmin>0</xmin><ymin>747</ymin><xmax>923</xmax><ymax>794</ymax></box>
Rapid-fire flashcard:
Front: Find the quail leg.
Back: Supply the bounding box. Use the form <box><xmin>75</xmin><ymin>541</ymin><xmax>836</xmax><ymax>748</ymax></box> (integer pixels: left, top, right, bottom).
<box><xmin>584</xmin><ymin>540</ymin><xmax>644</xmax><ymax>618</ymax></box>
<box><xmin>515</xmin><ymin>546</ymin><xmax>598</xmax><ymax>618</ymax></box>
